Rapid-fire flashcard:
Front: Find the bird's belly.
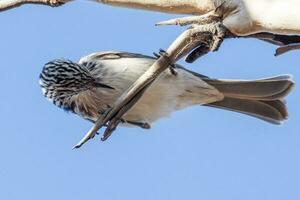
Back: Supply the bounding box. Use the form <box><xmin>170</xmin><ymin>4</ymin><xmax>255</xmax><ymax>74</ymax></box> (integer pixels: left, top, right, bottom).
<box><xmin>123</xmin><ymin>79</ymin><xmax>178</xmax><ymax>123</ymax></box>
<box><xmin>122</xmin><ymin>70</ymin><xmax>222</xmax><ymax>124</ymax></box>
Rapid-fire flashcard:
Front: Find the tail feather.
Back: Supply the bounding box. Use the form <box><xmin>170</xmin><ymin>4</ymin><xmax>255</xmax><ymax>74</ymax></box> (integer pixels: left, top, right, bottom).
<box><xmin>206</xmin><ymin>98</ymin><xmax>287</xmax><ymax>124</ymax></box>
<box><xmin>204</xmin><ymin>75</ymin><xmax>294</xmax><ymax>124</ymax></box>
<box><xmin>205</xmin><ymin>75</ymin><xmax>293</xmax><ymax>101</ymax></box>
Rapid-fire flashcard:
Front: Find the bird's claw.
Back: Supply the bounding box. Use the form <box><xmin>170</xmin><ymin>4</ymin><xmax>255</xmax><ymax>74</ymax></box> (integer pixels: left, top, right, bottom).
<box><xmin>185</xmin><ymin>44</ymin><xmax>210</xmax><ymax>63</ymax></box>
<box><xmin>153</xmin><ymin>52</ymin><xmax>160</xmax><ymax>58</ymax></box>
<box><xmin>184</xmin><ymin>22</ymin><xmax>228</xmax><ymax>63</ymax></box>
<box><xmin>140</xmin><ymin>123</ymin><xmax>151</xmax><ymax>129</ymax></box>
<box><xmin>169</xmin><ymin>65</ymin><xmax>178</xmax><ymax>76</ymax></box>
<box><xmin>153</xmin><ymin>49</ymin><xmax>169</xmax><ymax>58</ymax></box>
<box><xmin>153</xmin><ymin>49</ymin><xmax>177</xmax><ymax>75</ymax></box>
<box><xmin>192</xmin><ymin>22</ymin><xmax>226</xmax><ymax>51</ymax></box>
<box><xmin>121</xmin><ymin>120</ymin><xmax>151</xmax><ymax>129</ymax></box>
<box><xmin>210</xmin><ymin>22</ymin><xmax>227</xmax><ymax>51</ymax></box>
<box><xmin>159</xmin><ymin>48</ymin><xmax>167</xmax><ymax>55</ymax></box>
<box><xmin>101</xmin><ymin>118</ymin><xmax>121</xmax><ymax>141</ymax></box>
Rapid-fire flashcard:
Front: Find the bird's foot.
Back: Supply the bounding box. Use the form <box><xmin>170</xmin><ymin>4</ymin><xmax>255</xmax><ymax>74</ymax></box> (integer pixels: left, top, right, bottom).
<box><xmin>155</xmin><ymin>1</ymin><xmax>228</xmax><ymax>64</ymax></box>
<box><xmin>153</xmin><ymin>49</ymin><xmax>177</xmax><ymax>76</ymax></box>
<box><xmin>195</xmin><ymin>22</ymin><xmax>227</xmax><ymax>52</ymax></box>
<box><xmin>181</xmin><ymin>22</ymin><xmax>228</xmax><ymax>63</ymax></box>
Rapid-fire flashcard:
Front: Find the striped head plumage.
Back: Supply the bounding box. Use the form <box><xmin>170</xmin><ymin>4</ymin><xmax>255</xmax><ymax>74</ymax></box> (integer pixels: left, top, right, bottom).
<box><xmin>39</xmin><ymin>59</ymin><xmax>113</xmax><ymax>112</ymax></box>
<box><xmin>39</xmin><ymin>59</ymin><xmax>94</xmax><ymax>110</ymax></box>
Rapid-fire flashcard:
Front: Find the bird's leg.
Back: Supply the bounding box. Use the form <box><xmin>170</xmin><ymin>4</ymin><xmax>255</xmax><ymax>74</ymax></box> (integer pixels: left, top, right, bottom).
<box><xmin>121</xmin><ymin>119</ymin><xmax>151</xmax><ymax>129</ymax></box>
<box><xmin>73</xmin><ymin>19</ymin><xmax>229</xmax><ymax>148</ymax></box>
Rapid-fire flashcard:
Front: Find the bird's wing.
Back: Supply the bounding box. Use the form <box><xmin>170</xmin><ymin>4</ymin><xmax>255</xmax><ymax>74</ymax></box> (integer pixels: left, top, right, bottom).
<box><xmin>176</xmin><ymin>66</ymin><xmax>210</xmax><ymax>80</ymax></box>
<box><xmin>78</xmin><ymin>51</ymin><xmax>155</xmax><ymax>64</ymax></box>
<box><xmin>79</xmin><ymin>51</ymin><xmax>214</xmax><ymax>80</ymax></box>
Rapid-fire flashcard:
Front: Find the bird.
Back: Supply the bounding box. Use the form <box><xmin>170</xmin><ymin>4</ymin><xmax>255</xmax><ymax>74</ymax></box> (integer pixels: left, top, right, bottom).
<box><xmin>39</xmin><ymin>51</ymin><xmax>294</xmax><ymax>132</ymax></box>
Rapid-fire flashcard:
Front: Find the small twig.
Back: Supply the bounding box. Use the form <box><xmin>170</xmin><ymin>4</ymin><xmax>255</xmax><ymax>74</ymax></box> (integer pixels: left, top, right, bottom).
<box><xmin>0</xmin><ymin>0</ymin><xmax>71</xmax><ymax>12</ymax></box>
<box><xmin>155</xmin><ymin>11</ymin><xmax>217</xmax><ymax>26</ymax></box>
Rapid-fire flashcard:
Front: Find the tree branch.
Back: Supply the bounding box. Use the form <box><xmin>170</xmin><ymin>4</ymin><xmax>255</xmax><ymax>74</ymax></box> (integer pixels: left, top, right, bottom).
<box><xmin>97</xmin><ymin>0</ymin><xmax>300</xmax><ymax>36</ymax></box>
<box><xmin>3</xmin><ymin>0</ymin><xmax>300</xmax><ymax>36</ymax></box>
<box><xmin>97</xmin><ymin>0</ymin><xmax>215</xmax><ymax>15</ymax></box>
<box><xmin>0</xmin><ymin>0</ymin><xmax>70</xmax><ymax>11</ymax></box>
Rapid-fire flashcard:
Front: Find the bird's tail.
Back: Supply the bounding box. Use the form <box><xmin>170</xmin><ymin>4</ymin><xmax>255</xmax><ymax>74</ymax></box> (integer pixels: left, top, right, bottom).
<box><xmin>203</xmin><ymin>75</ymin><xmax>294</xmax><ymax>124</ymax></box>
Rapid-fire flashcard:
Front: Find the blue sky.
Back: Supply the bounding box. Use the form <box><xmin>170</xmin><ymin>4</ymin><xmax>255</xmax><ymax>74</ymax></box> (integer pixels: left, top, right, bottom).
<box><xmin>0</xmin><ymin>1</ymin><xmax>300</xmax><ymax>200</ymax></box>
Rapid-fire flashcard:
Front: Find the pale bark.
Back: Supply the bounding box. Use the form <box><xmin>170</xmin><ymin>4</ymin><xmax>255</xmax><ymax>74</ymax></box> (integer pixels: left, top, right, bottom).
<box><xmin>2</xmin><ymin>0</ymin><xmax>300</xmax><ymax>36</ymax></box>
<box><xmin>97</xmin><ymin>0</ymin><xmax>300</xmax><ymax>36</ymax></box>
<box><xmin>98</xmin><ymin>0</ymin><xmax>215</xmax><ymax>15</ymax></box>
<box><xmin>229</xmin><ymin>0</ymin><xmax>300</xmax><ymax>35</ymax></box>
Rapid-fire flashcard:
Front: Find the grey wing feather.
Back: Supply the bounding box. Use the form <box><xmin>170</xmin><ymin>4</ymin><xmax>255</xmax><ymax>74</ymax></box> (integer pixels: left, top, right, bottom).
<box><xmin>203</xmin><ymin>75</ymin><xmax>294</xmax><ymax>124</ymax></box>
<box><xmin>206</xmin><ymin>97</ymin><xmax>288</xmax><ymax>124</ymax></box>
<box><xmin>205</xmin><ymin>75</ymin><xmax>294</xmax><ymax>101</ymax></box>
<box><xmin>79</xmin><ymin>51</ymin><xmax>155</xmax><ymax>64</ymax></box>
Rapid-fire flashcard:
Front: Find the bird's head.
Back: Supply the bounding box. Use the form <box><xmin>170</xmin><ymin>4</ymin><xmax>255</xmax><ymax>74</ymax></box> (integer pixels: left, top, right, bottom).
<box><xmin>39</xmin><ymin>59</ymin><xmax>97</xmax><ymax>110</ymax></box>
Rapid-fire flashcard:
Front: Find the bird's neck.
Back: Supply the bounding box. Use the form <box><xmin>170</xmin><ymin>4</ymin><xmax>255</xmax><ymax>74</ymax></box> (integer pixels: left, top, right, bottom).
<box><xmin>244</xmin><ymin>0</ymin><xmax>300</xmax><ymax>35</ymax></box>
